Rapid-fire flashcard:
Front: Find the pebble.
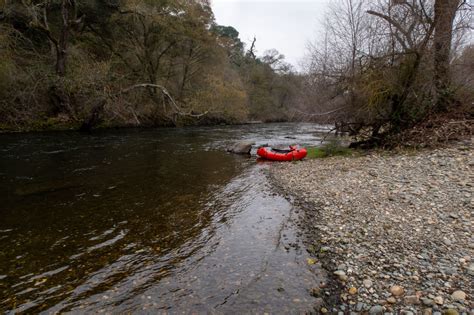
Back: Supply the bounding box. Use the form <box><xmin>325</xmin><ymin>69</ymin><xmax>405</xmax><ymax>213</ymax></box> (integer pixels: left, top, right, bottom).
<box><xmin>334</xmin><ymin>270</ymin><xmax>347</xmax><ymax>281</ymax></box>
<box><xmin>450</xmin><ymin>290</ymin><xmax>466</xmax><ymax>302</ymax></box>
<box><xmin>433</xmin><ymin>296</ymin><xmax>444</xmax><ymax>305</ymax></box>
<box><xmin>272</xmin><ymin>141</ymin><xmax>474</xmax><ymax>314</ymax></box>
<box><xmin>390</xmin><ymin>285</ymin><xmax>405</xmax><ymax>297</ymax></box>
<box><xmin>466</xmin><ymin>263</ymin><xmax>474</xmax><ymax>276</ymax></box>
<box><xmin>423</xmin><ymin>309</ymin><xmax>433</xmax><ymax>315</ymax></box>
<box><xmin>310</xmin><ymin>287</ymin><xmax>321</xmax><ymax>297</ymax></box>
<box><xmin>369</xmin><ymin>305</ymin><xmax>384</xmax><ymax>314</ymax></box>
<box><xmin>404</xmin><ymin>295</ymin><xmax>420</xmax><ymax>305</ymax></box>
<box><xmin>422</xmin><ymin>298</ymin><xmax>434</xmax><ymax>306</ymax></box>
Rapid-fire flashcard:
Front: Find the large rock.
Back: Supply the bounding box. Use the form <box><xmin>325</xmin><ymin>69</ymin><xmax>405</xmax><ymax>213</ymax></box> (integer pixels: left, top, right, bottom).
<box><xmin>227</xmin><ymin>141</ymin><xmax>255</xmax><ymax>155</ymax></box>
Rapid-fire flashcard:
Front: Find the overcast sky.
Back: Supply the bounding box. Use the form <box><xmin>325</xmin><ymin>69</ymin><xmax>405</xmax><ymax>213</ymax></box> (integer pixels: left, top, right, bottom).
<box><xmin>211</xmin><ymin>0</ymin><xmax>330</xmax><ymax>70</ymax></box>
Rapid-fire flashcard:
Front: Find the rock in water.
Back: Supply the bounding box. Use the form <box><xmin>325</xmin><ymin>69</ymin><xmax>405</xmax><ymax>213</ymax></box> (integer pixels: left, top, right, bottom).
<box><xmin>227</xmin><ymin>141</ymin><xmax>255</xmax><ymax>155</ymax></box>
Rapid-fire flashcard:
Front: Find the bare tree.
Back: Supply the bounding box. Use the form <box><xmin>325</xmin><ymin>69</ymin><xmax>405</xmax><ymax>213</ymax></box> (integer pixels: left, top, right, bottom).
<box><xmin>433</xmin><ymin>0</ymin><xmax>462</xmax><ymax>109</ymax></box>
<box><xmin>247</xmin><ymin>36</ymin><xmax>257</xmax><ymax>59</ymax></box>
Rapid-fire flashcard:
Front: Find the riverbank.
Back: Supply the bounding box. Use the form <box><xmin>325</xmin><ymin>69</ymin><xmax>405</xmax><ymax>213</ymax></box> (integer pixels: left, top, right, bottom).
<box><xmin>0</xmin><ymin>119</ymin><xmax>280</xmax><ymax>134</ymax></box>
<box><xmin>271</xmin><ymin>139</ymin><xmax>473</xmax><ymax>314</ymax></box>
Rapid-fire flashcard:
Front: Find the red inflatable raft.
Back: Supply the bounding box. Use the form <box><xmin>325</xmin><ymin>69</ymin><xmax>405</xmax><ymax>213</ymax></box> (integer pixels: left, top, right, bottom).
<box><xmin>257</xmin><ymin>145</ymin><xmax>307</xmax><ymax>161</ymax></box>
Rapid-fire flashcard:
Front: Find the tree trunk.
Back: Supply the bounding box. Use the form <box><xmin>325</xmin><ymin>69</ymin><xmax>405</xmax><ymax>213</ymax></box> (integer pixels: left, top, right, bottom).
<box><xmin>56</xmin><ymin>0</ymin><xmax>71</xmax><ymax>76</ymax></box>
<box><xmin>180</xmin><ymin>44</ymin><xmax>194</xmax><ymax>99</ymax></box>
<box><xmin>433</xmin><ymin>0</ymin><xmax>460</xmax><ymax>110</ymax></box>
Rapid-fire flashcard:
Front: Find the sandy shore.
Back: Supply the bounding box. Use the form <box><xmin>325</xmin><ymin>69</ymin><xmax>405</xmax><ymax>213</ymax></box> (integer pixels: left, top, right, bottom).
<box><xmin>271</xmin><ymin>139</ymin><xmax>473</xmax><ymax>315</ymax></box>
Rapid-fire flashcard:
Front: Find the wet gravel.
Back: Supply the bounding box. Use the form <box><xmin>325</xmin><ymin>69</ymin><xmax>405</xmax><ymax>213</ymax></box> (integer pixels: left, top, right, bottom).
<box><xmin>271</xmin><ymin>139</ymin><xmax>473</xmax><ymax>315</ymax></box>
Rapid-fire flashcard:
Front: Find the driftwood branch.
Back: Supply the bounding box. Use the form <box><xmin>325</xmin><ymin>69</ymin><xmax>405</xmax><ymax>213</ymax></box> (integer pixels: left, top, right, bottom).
<box><xmin>119</xmin><ymin>83</ymin><xmax>208</xmax><ymax>118</ymax></box>
<box><xmin>294</xmin><ymin>106</ymin><xmax>348</xmax><ymax>117</ymax></box>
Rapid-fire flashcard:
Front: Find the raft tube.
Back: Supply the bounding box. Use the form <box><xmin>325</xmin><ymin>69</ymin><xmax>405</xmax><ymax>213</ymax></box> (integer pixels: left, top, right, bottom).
<box><xmin>257</xmin><ymin>145</ymin><xmax>307</xmax><ymax>161</ymax></box>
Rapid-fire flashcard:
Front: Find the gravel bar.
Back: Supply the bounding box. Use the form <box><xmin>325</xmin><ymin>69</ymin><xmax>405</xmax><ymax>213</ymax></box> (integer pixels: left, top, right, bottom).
<box><xmin>271</xmin><ymin>139</ymin><xmax>473</xmax><ymax>315</ymax></box>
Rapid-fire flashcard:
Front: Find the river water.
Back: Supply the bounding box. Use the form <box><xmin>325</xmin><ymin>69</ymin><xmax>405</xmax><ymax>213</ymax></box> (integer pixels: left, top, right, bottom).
<box><xmin>0</xmin><ymin>123</ymin><xmax>331</xmax><ymax>313</ymax></box>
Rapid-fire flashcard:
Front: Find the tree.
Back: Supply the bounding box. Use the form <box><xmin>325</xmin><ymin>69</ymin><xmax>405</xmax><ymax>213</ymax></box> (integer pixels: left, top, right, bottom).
<box><xmin>304</xmin><ymin>0</ymin><xmax>471</xmax><ymax>146</ymax></box>
<box><xmin>0</xmin><ymin>0</ymin><xmax>300</xmax><ymax>130</ymax></box>
<box><xmin>433</xmin><ymin>0</ymin><xmax>461</xmax><ymax>109</ymax></box>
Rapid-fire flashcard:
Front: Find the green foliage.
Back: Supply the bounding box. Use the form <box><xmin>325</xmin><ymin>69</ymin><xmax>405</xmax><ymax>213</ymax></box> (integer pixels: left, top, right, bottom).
<box><xmin>306</xmin><ymin>141</ymin><xmax>355</xmax><ymax>159</ymax></box>
<box><xmin>186</xmin><ymin>71</ymin><xmax>248</xmax><ymax>124</ymax></box>
<box><xmin>0</xmin><ymin>0</ymin><xmax>299</xmax><ymax>130</ymax></box>
<box><xmin>0</xmin><ymin>57</ymin><xmax>15</xmax><ymax>93</ymax></box>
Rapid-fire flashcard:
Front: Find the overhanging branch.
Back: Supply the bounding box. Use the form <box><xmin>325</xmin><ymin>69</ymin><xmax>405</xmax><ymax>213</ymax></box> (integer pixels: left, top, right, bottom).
<box><xmin>367</xmin><ymin>10</ymin><xmax>414</xmax><ymax>50</ymax></box>
<box><xmin>119</xmin><ymin>83</ymin><xmax>208</xmax><ymax>118</ymax></box>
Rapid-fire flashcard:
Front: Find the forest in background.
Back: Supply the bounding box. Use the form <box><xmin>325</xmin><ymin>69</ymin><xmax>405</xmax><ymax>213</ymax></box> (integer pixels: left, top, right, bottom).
<box><xmin>0</xmin><ymin>0</ymin><xmax>302</xmax><ymax>131</ymax></box>
<box><xmin>0</xmin><ymin>0</ymin><xmax>473</xmax><ymax>146</ymax></box>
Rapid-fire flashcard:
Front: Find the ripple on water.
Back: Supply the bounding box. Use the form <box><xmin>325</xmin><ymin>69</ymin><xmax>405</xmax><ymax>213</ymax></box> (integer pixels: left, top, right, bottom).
<box><xmin>86</xmin><ymin>230</ymin><xmax>127</xmax><ymax>252</ymax></box>
<box><xmin>0</xmin><ymin>123</ymin><xmax>331</xmax><ymax>313</ymax></box>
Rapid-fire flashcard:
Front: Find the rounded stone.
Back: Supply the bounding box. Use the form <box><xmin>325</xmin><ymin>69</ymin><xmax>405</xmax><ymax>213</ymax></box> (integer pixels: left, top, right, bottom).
<box><xmin>451</xmin><ymin>290</ymin><xmax>466</xmax><ymax>302</ymax></box>
<box><xmin>422</xmin><ymin>298</ymin><xmax>434</xmax><ymax>306</ymax></box>
<box><xmin>310</xmin><ymin>287</ymin><xmax>321</xmax><ymax>297</ymax></box>
<box><xmin>363</xmin><ymin>279</ymin><xmax>373</xmax><ymax>288</ymax></box>
<box><xmin>227</xmin><ymin>141</ymin><xmax>255</xmax><ymax>154</ymax></box>
<box><xmin>334</xmin><ymin>270</ymin><xmax>347</xmax><ymax>281</ymax></box>
<box><xmin>467</xmin><ymin>263</ymin><xmax>474</xmax><ymax>276</ymax></box>
<box><xmin>349</xmin><ymin>287</ymin><xmax>358</xmax><ymax>295</ymax></box>
<box><xmin>368</xmin><ymin>305</ymin><xmax>384</xmax><ymax>315</ymax></box>
<box><xmin>443</xmin><ymin>309</ymin><xmax>459</xmax><ymax>315</ymax></box>
<box><xmin>433</xmin><ymin>296</ymin><xmax>444</xmax><ymax>305</ymax></box>
<box><xmin>404</xmin><ymin>295</ymin><xmax>420</xmax><ymax>305</ymax></box>
<box><xmin>423</xmin><ymin>308</ymin><xmax>433</xmax><ymax>315</ymax></box>
<box><xmin>390</xmin><ymin>285</ymin><xmax>405</xmax><ymax>297</ymax></box>
<box><xmin>386</xmin><ymin>297</ymin><xmax>396</xmax><ymax>304</ymax></box>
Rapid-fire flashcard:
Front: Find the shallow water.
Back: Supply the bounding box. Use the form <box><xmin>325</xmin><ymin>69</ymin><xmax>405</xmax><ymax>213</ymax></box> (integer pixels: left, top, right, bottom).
<box><xmin>0</xmin><ymin>123</ymin><xmax>331</xmax><ymax>313</ymax></box>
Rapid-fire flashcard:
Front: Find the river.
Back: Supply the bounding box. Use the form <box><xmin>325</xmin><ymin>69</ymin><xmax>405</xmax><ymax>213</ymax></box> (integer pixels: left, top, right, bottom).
<box><xmin>0</xmin><ymin>123</ymin><xmax>332</xmax><ymax>313</ymax></box>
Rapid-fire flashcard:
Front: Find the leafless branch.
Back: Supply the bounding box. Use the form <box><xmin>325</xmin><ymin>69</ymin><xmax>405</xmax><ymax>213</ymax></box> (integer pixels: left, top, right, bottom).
<box><xmin>367</xmin><ymin>10</ymin><xmax>415</xmax><ymax>49</ymax></box>
<box><xmin>119</xmin><ymin>84</ymin><xmax>208</xmax><ymax>118</ymax></box>
<box><xmin>293</xmin><ymin>107</ymin><xmax>348</xmax><ymax>117</ymax></box>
